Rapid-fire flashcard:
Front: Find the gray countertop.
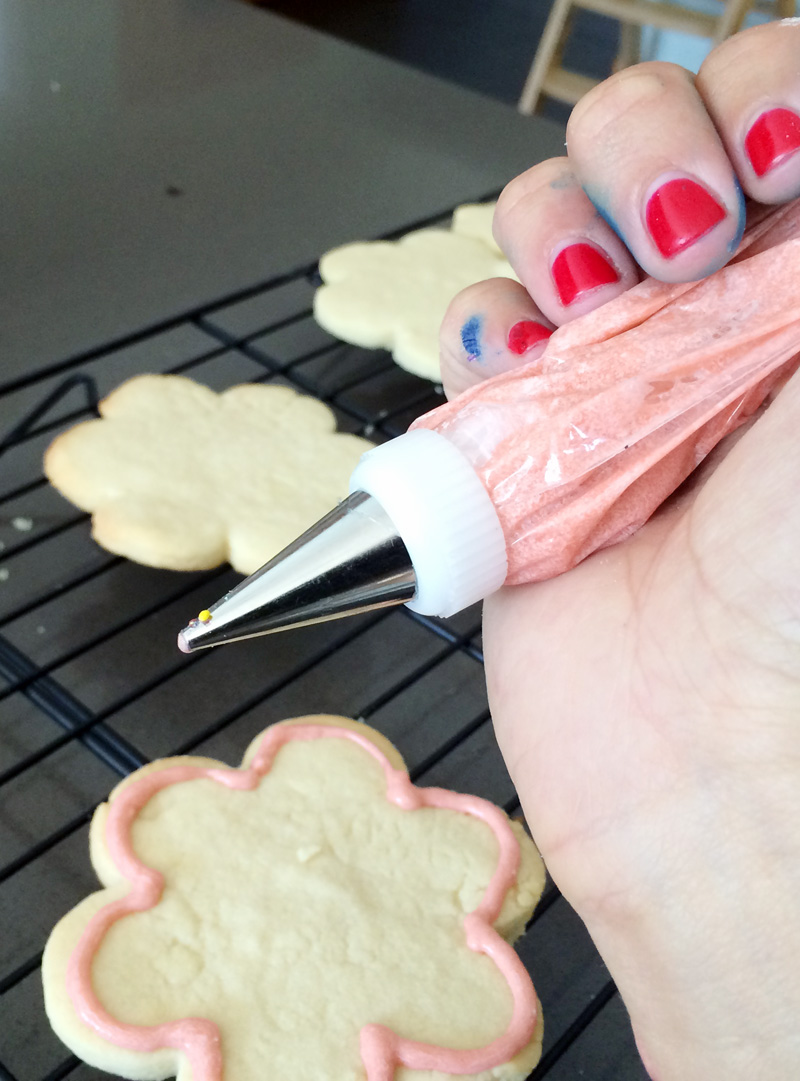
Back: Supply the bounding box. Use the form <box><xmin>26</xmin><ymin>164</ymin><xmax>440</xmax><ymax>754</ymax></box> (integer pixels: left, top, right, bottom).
<box><xmin>0</xmin><ymin>0</ymin><xmax>564</xmax><ymax>381</ymax></box>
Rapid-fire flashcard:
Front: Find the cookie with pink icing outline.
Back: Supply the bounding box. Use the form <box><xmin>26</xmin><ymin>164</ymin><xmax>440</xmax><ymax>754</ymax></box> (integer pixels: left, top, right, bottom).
<box><xmin>42</xmin><ymin>716</ymin><xmax>546</xmax><ymax>1081</ymax></box>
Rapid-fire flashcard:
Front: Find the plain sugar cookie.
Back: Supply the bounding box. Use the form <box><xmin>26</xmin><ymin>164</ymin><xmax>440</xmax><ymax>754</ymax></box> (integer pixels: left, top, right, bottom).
<box><xmin>44</xmin><ymin>374</ymin><xmax>373</xmax><ymax>576</ymax></box>
<box><xmin>313</xmin><ymin>227</ymin><xmax>516</xmax><ymax>382</ymax></box>
<box><xmin>42</xmin><ymin>716</ymin><xmax>546</xmax><ymax>1081</ymax></box>
<box><xmin>451</xmin><ymin>203</ymin><xmax>500</xmax><ymax>255</ymax></box>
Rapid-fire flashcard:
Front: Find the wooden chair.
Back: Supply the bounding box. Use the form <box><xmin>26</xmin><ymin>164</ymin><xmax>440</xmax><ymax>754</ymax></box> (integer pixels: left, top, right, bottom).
<box><xmin>518</xmin><ymin>0</ymin><xmax>796</xmax><ymax>114</ymax></box>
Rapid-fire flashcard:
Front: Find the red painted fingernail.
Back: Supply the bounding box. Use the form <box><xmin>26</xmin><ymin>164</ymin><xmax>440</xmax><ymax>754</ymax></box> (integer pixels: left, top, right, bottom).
<box><xmin>745</xmin><ymin>108</ymin><xmax>800</xmax><ymax>177</ymax></box>
<box><xmin>507</xmin><ymin>320</ymin><xmax>552</xmax><ymax>355</ymax></box>
<box><xmin>551</xmin><ymin>243</ymin><xmax>619</xmax><ymax>306</ymax></box>
<box><xmin>645</xmin><ymin>178</ymin><xmax>726</xmax><ymax>258</ymax></box>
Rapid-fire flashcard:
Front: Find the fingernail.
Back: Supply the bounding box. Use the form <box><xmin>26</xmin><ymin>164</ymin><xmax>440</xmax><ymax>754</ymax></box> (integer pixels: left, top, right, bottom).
<box><xmin>551</xmin><ymin>243</ymin><xmax>619</xmax><ymax>306</ymax></box>
<box><xmin>507</xmin><ymin>320</ymin><xmax>552</xmax><ymax>355</ymax></box>
<box><xmin>645</xmin><ymin>178</ymin><xmax>726</xmax><ymax>258</ymax></box>
<box><xmin>745</xmin><ymin>108</ymin><xmax>800</xmax><ymax>177</ymax></box>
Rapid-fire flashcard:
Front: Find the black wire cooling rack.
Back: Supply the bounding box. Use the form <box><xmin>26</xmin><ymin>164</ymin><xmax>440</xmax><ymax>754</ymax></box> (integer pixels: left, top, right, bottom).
<box><xmin>0</xmin><ymin>210</ymin><xmax>648</xmax><ymax>1081</ymax></box>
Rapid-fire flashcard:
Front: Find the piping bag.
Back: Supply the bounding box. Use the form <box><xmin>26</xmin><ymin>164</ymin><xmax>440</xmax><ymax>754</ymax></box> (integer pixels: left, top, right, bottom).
<box><xmin>179</xmin><ymin>198</ymin><xmax>800</xmax><ymax>652</ymax></box>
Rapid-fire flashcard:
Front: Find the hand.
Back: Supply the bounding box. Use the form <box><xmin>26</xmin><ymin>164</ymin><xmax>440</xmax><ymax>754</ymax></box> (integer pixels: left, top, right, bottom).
<box><xmin>439</xmin><ymin>22</ymin><xmax>800</xmax><ymax>1081</ymax></box>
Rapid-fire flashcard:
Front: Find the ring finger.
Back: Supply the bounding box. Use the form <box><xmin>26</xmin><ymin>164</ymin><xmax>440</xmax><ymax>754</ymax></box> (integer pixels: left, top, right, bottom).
<box><xmin>492</xmin><ymin>157</ymin><xmax>641</xmax><ymax>327</ymax></box>
<box><xmin>567</xmin><ymin>60</ymin><xmax>744</xmax><ymax>282</ymax></box>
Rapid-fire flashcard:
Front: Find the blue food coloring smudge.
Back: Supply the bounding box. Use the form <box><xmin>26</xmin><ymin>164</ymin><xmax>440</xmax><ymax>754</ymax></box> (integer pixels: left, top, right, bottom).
<box><xmin>460</xmin><ymin>315</ymin><xmax>484</xmax><ymax>361</ymax></box>
<box><xmin>583</xmin><ymin>185</ymin><xmax>630</xmax><ymax>249</ymax></box>
<box><xmin>727</xmin><ymin>177</ymin><xmax>746</xmax><ymax>255</ymax></box>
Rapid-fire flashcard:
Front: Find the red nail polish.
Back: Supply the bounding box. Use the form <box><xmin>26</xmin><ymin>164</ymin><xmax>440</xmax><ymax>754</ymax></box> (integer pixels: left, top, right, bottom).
<box><xmin>745</xmin><ymin>108</ymin><xmax>800</xmax><ymax>177</ymax></box>
<box><xmin>507</xmin><ymin>320</ymin><xmax>552</xmax><ymax>355</ymax></box>
<box><xmin>551</xmin><ymin>244</ymin><xmax>619</xmax><ymax>306</ymax></box>
<box><xmin>645</xmin><ymin>178</ymin><xmax>726</xmax><ymax>258</ymax></box>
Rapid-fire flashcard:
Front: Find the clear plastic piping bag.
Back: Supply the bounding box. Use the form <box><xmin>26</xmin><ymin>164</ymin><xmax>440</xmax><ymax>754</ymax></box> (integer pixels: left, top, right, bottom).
<box><xmin>412</xmin><ymin>199</ymin><xmax>800</xmax><ymax>585</ymax></box>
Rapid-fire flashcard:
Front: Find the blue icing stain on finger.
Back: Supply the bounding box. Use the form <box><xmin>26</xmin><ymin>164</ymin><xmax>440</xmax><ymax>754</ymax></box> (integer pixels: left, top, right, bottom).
<box><xmin>460</xmin><ymin>315</ymin><xmax>484</xmax><ymax>362</ymax></box>
<box><xmin>727</xmin><ymin>177</ymin><xmax>746</xmax><ymax>254</ymax></box>
<box><xmin>583</xmin><ymin>184</ymin><xmax>630</xmax><ymax>249</ymax></box>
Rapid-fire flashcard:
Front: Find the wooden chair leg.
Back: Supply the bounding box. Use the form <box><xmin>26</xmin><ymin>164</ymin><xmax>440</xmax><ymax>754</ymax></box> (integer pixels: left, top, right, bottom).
<box><xmin>518</xmin><ymin>0</ymin><xmax>575</xmax><ymax>115</ymax></box>
<box><xmin>613</xmin><ymin>20</ymin><xmax>641</xmax><ymax>72</ymax></box>
<box><xmin>712</xmin><ymin>0</ymin><xmax>753</xmax><ymax>43</ymax></box>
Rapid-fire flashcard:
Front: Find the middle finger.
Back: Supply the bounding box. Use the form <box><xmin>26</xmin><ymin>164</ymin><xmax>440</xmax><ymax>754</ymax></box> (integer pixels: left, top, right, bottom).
<box><xmin>567</xmin><ymin>61</ymin><xmax>745</xmax><ymax>282</ymax></box>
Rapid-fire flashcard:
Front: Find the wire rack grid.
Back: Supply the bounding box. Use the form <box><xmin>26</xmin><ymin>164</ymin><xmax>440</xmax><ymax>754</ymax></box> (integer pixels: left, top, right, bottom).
<box><xmin>0</xmin><ymin>208</ymin><xmax>648</xmax><ymax>1081</ymax></box>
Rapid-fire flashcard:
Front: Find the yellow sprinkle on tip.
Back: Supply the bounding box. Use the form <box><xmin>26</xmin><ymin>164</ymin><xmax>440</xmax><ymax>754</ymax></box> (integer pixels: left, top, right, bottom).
<box><xmin>198</xmin><ymin>609</ymin><xmax>212</xmax><ymax>623</ymax></box>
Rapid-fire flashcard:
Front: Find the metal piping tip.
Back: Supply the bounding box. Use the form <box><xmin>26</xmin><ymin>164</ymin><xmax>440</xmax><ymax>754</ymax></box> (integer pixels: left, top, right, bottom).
<box><xmin>177</xmin><ymin>491</ymin><xmax>416</xmax><ymax>652</ymax></box>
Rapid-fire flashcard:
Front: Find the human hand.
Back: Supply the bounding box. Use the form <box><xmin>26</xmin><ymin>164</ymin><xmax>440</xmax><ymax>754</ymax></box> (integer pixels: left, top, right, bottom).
<box><xmin>439</xmin><ymin>22</ymin><xmax>800</xmax><ymax>1081</ymax></box>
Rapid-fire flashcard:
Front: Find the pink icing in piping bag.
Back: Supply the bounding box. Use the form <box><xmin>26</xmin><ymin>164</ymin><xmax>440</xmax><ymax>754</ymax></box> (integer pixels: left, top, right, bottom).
<box><xmin>178</xmin><ymin>200</ymin><xmax>800</xmax><ymax>652</ymax></box>
<box><xmin>65</xmin><ymin>724</ymin><xmax>538</xmax><ymax>1081</ymax></box>
<box><xmin>410</xmin><ymin>198</ymin><xmax>800</xmax><ymax>587</ymax></box>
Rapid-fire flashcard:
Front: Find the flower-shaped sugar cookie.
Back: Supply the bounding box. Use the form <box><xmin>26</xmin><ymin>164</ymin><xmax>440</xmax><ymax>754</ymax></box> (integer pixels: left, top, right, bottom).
<box><xmin>313</xmin><ymin>220</ymin><xmax>515</xmax><ymax>383</ymax></box>
<box><xmin>43</xmin><ymin>717</ymin><xmax>546</xmax><ymax>1081</ymax></box>
<box><xmin>44</xmin><ymin>374</ymin><xmax>373</xmax><ymax>575</ymax></box>
<box><xmin>451</xmin><ymin>203</ymin><xmax>501</xmax><ymax>256</ymax></box>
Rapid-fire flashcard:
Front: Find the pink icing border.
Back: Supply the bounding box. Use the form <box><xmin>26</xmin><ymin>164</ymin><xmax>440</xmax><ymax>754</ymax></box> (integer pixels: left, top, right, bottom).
<box><xmin>66</xmin><ymin>724</ymin><xmax>538</xmax><ymax>1081</ymax></box>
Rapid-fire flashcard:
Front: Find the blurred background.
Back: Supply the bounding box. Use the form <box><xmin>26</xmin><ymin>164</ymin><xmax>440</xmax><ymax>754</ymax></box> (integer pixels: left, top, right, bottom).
<box><xmin>256</xmin><ymin>0</ymin><xmax>798</xmax><ymax>121</ymax></box>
